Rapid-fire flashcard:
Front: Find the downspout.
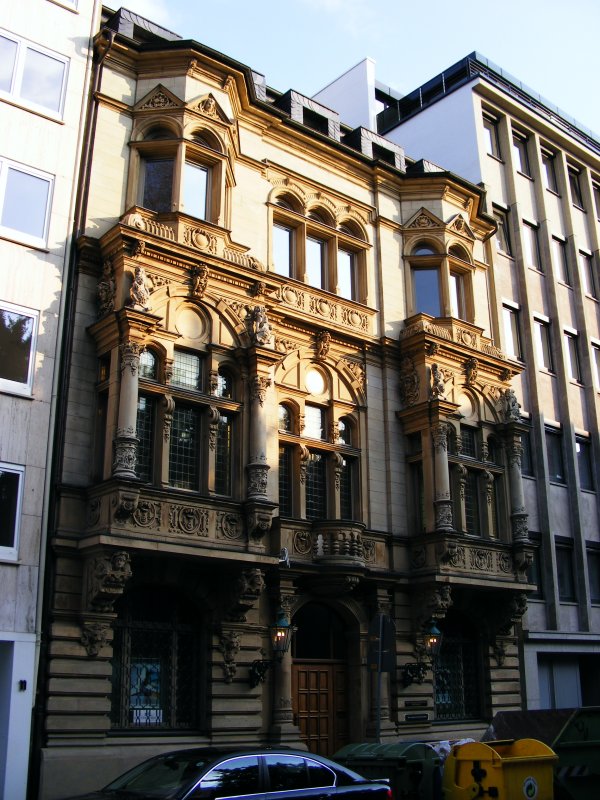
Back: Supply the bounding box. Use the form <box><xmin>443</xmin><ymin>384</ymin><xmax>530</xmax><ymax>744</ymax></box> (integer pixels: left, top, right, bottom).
<box><xmin>28</xmin><ymin>16</ymin><xmax>115</xmax><ymax>799</ymax></box>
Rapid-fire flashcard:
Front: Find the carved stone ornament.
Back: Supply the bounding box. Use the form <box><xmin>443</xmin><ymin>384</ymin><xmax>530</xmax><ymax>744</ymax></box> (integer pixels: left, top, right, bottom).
<box><xmin>190</xmin><ymin>263</ymin><xmax>209</xmax><ymax>298</ymax></box>
<box><xmin>84</xmin><ymin>551</ymin><xmax>132</xmax><ymax>613</ymax></box>
<box><xmin>162</xmin><ymin>394</ymin><xmax>175</xmax><ymax>441</ymax></box>
<box><xmin>246</xmin><ymin>506</ymin><xmax>273</xmax><ymax>542</ymax></box>
<box><xmin>184</xmin><ymin>225</ymin><xmax>218</xmax><ymax>253</ymax></box>
<box><xmin>128</xmin><ymin>266</ymin><xmax>151</xmax><ymax>311</ymax></box>
<box><xmin>169</xmin><ymin>505</ymin><xmax>209</xmax><ymax>537</ymax></box>
<box><xmin>225</xmin><ymin>569</ymin><xmax>265</xmax><ymax>622</ymax></box>
<box><xmin>430</xmin><ymin>363</ymin><xmax>445</xmax><ymax>398</ymax></box>
<box><xmin>431</xmin><ymin>422</ymin><xmax>449</xmax><ymax>451</ymax></box>
<box><xmin>119</xmin><ymin>341</ymin><xmax>142</xmax><ymax>376</ymax></box>
<box><xmin>97</xmin><ymin>258</ymin><xmax>115</xmax><ymax>317</ymax></box>
<box><xmin>198</xmin><ymin>95</ymin><xmax>218</xmax><ymax>117</ymax></box>
<box><xmin>247</xmin><ymin>305</ymin><xmax>273</xmax><ymax>346</ymax></box>
<box><xmin>293</xmin><ymin>529</ymin><xmax>312</xmax><ymax>555</ymax></box>
<box><xmin>465</xmin><ymin>357</ymin><xmax>478</xmax><ymax>385</ymax></box>
<box><xmin>434</xmin><ymin>499</ymin><xmax>454</xmax><ymax>532</ymax></box>
<box><xmin>502</xmin><ymin>388</ymin><xmax>521</xmax><ymax>422</ymax></box>
<box><xmin>219</xmin><ymin>630</ymin><xmax>241</xmax><ymax>683</ymax></box>
<box><xmin>219</xmin><ymin>511</ymin><xmax>243</xmax><ymax>540</ymax></box>
<box><xmin>399</xmin><ymin>355</ymin><xmax>420</xmax><ymax>406</ymax></box>
<box><xmin>414</xmin><ymin>585</ymin><xmax>453</xmax><ymax>633</ymax></box>
<box><xmin>142</xmin><ymin>89</ymin><xmax>177</xmax><ymax>109</ymax></box>
<box><xmin>247</xmin><ymin>463</ymin><xmax>269</xmax><ymax>497</ymax></box>
<box><xmin>315</xmin><ymin>330</ymin><xmax>331</xmax><ymax>360</ymax></box>
<box><xmin>208</xmin><ymin>404</ymin><xmax>220</xmax><ymax>451</ymax></box>
<box><xmin>249</xmin><ymin>375</ymin><xmax>271</xmax><ymax>406</ymax></box>
<box><xmin>511</xmin><ymin>511</ymin><xmax>529</xmax><ymax>542</ymax></box>
<box><xmin>112</xmin><ymin>435</ymin><xmax>138</xmax><ymax>480</ymax></box>
<box><xmin>112</xmin><ymin>488</ymin><xmax>140</xmax><ymax>522</ymax></box>
<box><xmin>492</xmin><ymin>639</ymin><xmax>507</xmax><ymax>667</ymax></box>
<box><xmin>80</xmin><ymin>621</ymin><xmax>110</xmax><ymax>657</ymax></box>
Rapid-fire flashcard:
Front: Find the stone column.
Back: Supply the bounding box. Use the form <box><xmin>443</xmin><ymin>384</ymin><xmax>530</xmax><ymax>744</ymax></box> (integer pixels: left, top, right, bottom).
<box><xmin>113</xmin><ymin>340</ymin><xmax>141</xmax><ymax>478</ymax></box>
<box><xmin>270</xmin><ymin>592</ymin><xmax>301</xmax><ymax>746</ymax></box>
<box><xmin>247</xmin><ymin>374</ymin><xmax>271</xmax><ymax>498</ymax></box>
<box><xmin>432</xmin><ymin>422</ymin><xmax>453</xmax><ymax>531</ymax></box>
<box><xmin>506</xmin><ymin>431</ymin><xmax>529</xmax><ymax>541</ymax></box>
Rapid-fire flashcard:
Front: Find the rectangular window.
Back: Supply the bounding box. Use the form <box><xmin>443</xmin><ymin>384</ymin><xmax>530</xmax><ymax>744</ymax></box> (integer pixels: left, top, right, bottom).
<box><xmin>0</xmin><ymin>463</ymin><xmax>23</xmax><ymax>557</ymax></box>
<box><xmin>552</xmin><ymin>237</ymin><xmax>570</xmax><ymax>284</ymax></box>
<box><xmin>305</xmin><ymin>237</ymin><xmax>326</xmax><ymax>290</ymax></box>
<box><xmin>337</xmin><ymin>248</ymin><xmax>355</xmax><ymax>300</ymax></box>
<box><xmin>502</xmin><ymin>303</ymin><xmax>522</xmax><ymax>360</ymax></box>
<box><xmin>172</xmin><ymin>350</ymin><xmax>201</xmax><ymax>391</ymax></box>
<box><xmin>141</xmin><ymin>158</ymin><xmax>174</xmax><ymax>213</ymax></box>
<box><xmin>340</xmin><ymin>457</ymin><xmax>355</xmax><ymax>520</ymax></box>
<box><xmin>579</xmin><ymin>251</ymin><xmax>597</xmax><ymax>298</ymax></box>
<box><xmin>576</xmin><ymin>436</ymin><xmax>594</xmax><ymax>491</ymax></box>
<box><xmin>493</xmin><ymin>208</ymin><xmax>512</xmax><ymax>256</ymax></box>
<box><xmin>527</xmin><ymin>540</ymin><xmax>543</xmax><ymax>598</ymax></box>
<box><xmin>545</xmin><ymin>428</ymin><xmax>565</xmax><ymax>483</ymax></box>
<box><xmin>568</xmin><ymin>166</ymin><xmax>584</xmax><ymax>208</ymax></box>
<box><xmin>464</xmin><ymin>470</ymin><xmax>481</xmax><ymax>535</ymax></box>
<box><xmin>534</xmin><ymin>318</ymin><xmax>554</xmax><ymax>371</ymax></box>
<box><xmin>0</xmin><ymin>158</ymin><xmax>53</xmax><ymax>247</ymax></box>
<box><xmin>482</xmin><ymin>113</ymin><xmax>501</xmax><ymax>158</ymax></box>
<box><xmin>214</xmin><ymin>414</ymin><xmax>232</xmax><ymax>495</ymax></box>
<box><xmin>523</xmin><ymin>222</ymin><xmax>541</xmax><ymax>270</ymax></box>
<box><xmin>0</xmin><ymin>30</ymin><xmax>68</xmax><ymax>116</ymax></box>
<box><xmin>169</xmin><ymin>406</ymin><xmax>200</xmax><ymax>490</ymax></box>
<box><xmin>304</xmin><ymin>405</ymin><xmax>325</xmax><ymax>440</ymax></box>
<box><xmin>592</xmin><ymin>343</ymin><xmax>600</xmax><ymax>389</ymax></box>
<box><xmin>273</xmin><ymin>224</ymin><xmax>293</xmax><ymax>278</ymax></box>
<box><xmin>564</xmin><ymin>331</ymin><xmax>581</xmax><ymax>382</ymax></box>
<box><xmin>587</xmin><ymin>549</ymin><xmax>600</xmax><ymax>603</ymax></box>
<box><xmin>413</xmin><ymin>267</ymin><xmax>441</xmax><ymax>316</ymax></box>
<box><xmin>593</xmin><ymin>181</ymin><xmax>600</xmax><ymax>220</ymax></box>
<box><xmin>512</xmin><ymin>133</ymin><xmax>531</xmax><ymax>176</ymax></box>
<box><xmin>520</xmin><ymin>430</ymin><xmax>534</xmax><ymax>477</ymax></box>
<box><xmin>449</xmin><ymin>271</ymin><xmax>466</xmax><ymax>319</ymax></box>
<box><xmin>182</xmin><ymin>162</ymin><xmax>208</xmax><ymax>219</ymax></box>
<box><xmin>460</xmin><ymin>427</ymin><xmax>478</xmax><ymax>459</ymax></box>
<box><xmin>278</xmin><ymin>445</ymin><xmax>293</xmax><ymax>517</ymax></box>
<box><xmin>541</xmin><ymin>149</ymin><xmax>559</xmax><ymax>193</ymax></box>
<box><xmin>305</xmin><ymin>452</ymin><xmax>326</xmax><ymax>520</ymax></box>
<box><xmin>556</xmin><ymin>544</ymin><xmax>576</xmax><ymax>601</ymax></box>
<box><xmin>0</xmin><ymin>301</ymin><xmax>38</xmax><ymax>395</ymax></box>
<box><xmin>136</xmin><ymin>396</ymin><xmax>154</xmax><ymax>483</ymax></box>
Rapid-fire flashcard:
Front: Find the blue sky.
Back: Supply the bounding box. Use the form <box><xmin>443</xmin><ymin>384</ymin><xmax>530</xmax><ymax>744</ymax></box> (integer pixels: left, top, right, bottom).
<box><xmin>121</xmin><ymin>0</ymin><xmax>600</xmax><ymax>137</ymax></box>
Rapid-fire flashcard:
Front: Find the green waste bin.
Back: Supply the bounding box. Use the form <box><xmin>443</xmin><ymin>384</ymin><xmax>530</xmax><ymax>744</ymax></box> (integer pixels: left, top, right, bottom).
<box><xmin>442</xmin><ymin>738</ymin><xmax>557</xmax><ymax>800</ymax></box>
<box><xmin>483</xmin><ymin>707</ymin><xmax>600</xmax><ymax>800</ymax></box>
<box><xmin>334</xmin><ymin>741</ymin><xmax>442</xmax><ymax>800</ymax></box>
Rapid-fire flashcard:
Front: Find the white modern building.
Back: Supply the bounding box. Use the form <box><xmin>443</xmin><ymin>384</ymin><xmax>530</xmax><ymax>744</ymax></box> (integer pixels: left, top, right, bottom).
<box><xmin>317</xmin><ymin>53</ymin><xmax>600</xmax><ymax>711</ymax></box>
<box><xmin>0</xmin><ymin>1</ymin><xmax>100</xmax><ymax>797</ymax></box>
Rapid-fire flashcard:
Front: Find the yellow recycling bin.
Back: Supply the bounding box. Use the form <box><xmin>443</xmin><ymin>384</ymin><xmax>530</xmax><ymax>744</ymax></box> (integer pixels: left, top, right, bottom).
<box><xmin>442</xmin><ymin>738</ymin><xmax>557</xmax><ymax>800</ymax></box>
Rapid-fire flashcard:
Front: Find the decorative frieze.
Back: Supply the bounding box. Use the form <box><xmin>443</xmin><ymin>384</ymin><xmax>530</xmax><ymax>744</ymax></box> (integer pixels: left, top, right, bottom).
<box><xmin>168</xmin><ymin>505</ymin><xmax>209</xmax><ymax>537</ymax></box>
<box><xmin>218</xmin><ymin>511</ymin><xmax>244</xmax><ymax>540</ymax></box>
<box><xmin>97</xmin><ymin>258</ymin><xmax>115</xmax><ymax>316</ymax></box>
<box><xmin>398</xmin><ymin>355</ymin><xmax>419</xmax><ymax>406</ymax></box>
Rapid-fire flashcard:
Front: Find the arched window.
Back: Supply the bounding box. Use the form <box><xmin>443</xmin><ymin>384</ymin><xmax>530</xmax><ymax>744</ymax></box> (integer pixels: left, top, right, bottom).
<box><xmin>216</xmin><ymin>367</ymin><xmax>233</xmax><ymax>399</ymax></box>
<box><xmin>278</xmin><ymin>403</ymin><xmax>292</xmax><ymax>432</ymax></box>
<box><xmin>111</xmin><ymin>586</ymin><xmax>204</xmax><ymax>730</ymax></box>
<box><xmin>139</xmin><ymin>349</ymin><xmax>157</xmax><ymax>380</ymax></box>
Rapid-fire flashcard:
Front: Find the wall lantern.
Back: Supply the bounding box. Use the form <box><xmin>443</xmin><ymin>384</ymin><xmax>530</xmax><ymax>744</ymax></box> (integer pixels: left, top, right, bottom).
<box><xmin>249</xmin><ymin>608</ymin><xmax>295</xmax><ymax>687</ymax></box>
<box><xmin>400</xmin><ymin>619</ymin><xmax>443</xmax><ymax>688</ymax></box>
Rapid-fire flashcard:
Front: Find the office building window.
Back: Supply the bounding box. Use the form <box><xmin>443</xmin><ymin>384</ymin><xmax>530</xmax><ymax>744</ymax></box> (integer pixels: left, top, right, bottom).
<box><xmin>593</xmin><ymin>181</ymin><xmax>600</xmax><ymax>220</ymax></box>
<box><xmin>512</xmin><ymin>132</ymin><xmax>531</xmax><ymax>176</ymax></box>
<box><xmin>579</xmin><ymin>251</ymin><xmax>597</xmax><ymax>298</ymax></box>
<box><xmin>587</xmin><ymin>548</ymin><xmax>600</xmax><ymax>603</ymax></box>
<box><xmin>552</xmin><ymin>237</ymin><xmax>570</xmax><ymax>285</ymax></box>
<box><xmin>592</xmin><ymin>343</ymin><xmax>600</xmax><ymax>390</ymax></box>
<box><xmin>568</xmin><ymin>166</ymin><xmax>584</xmax><ymax>208</ymax></box>
<box><xmin>502</xmin><ymin>303</ymin><xmax>522</xmax><ymax>360</ymax></box>
<box><xmin>556</xmin><ymin>544</ymin><xmax>576</xmax><ymax>601</ymax></box>
<box><xmin>576</xmin><ymin>436</ymin><xmax>593</xmax><ymax>491</ymax></box>
<box><xmin>493</xmin><ymin>208</ymin><xmax>512</xmax><ymax>256</ymax></box>
<box><xmin>0</xmin><ymin>463</ymin><xmax>23</xmax><ymax>557</ymax></box>
<box><xmin>0</xmin><ymin>158</ymin><xmax>53</xmax><ymax>247</ymax></box>
<box><xmin>564</xmin><ymin>331</ymin><xmax>581</xmax><ymax>383</ymax></box>
<box><xmin>0</xmin><ymin>29</ymin><xmax>68</xmax><ymax>116</ymax></box>
<box><xmin>482</xmin><ymin>113</ymin><xmax>501</xmax><ymax>158</ymax></box>
<box><xmin>523</xmin><ymin>222</ymin><xmax>542</xmax><ymax>270</ymax></box>
<box><xmin>534</xmin><ymin>317</ymin><xmax>554</xmax><ymax>371</ymax></box>
<box><xmin>541</xmin><ymin>149</ymin><xmax>559</xmax><ymax>193</ymax></box>
<box><xmin>527</xmin><ymin>538</ymin><xmax>543</xmax><ymax>598</ymax></box>
<box><xmin>0</xmin><ymin>301</ymin><xmax>38</xmax><ymax>395</ymax></box>
<box><xmin>520</xmin><ymin>430</ymin><xmax>534</xmax><ymax>477</ymax></box>
<box><xmin>545</xmin><ymin>428</ymin><xmax>565</xmax><ymax>483</ymax></box>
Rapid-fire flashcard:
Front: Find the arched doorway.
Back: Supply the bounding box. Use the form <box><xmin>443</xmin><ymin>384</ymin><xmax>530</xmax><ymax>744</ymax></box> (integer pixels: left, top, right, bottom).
<box><xmin>291</xmin><ymin>602</ymin><xmax>349</xmax><ymax>757</ymax></box>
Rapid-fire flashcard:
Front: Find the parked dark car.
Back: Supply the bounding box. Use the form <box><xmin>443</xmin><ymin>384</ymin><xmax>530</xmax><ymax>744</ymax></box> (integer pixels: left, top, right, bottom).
<box><xmin>59</xmin><ymin>747</ymin><xmax>394</xmax><ymax>800</ymax></box>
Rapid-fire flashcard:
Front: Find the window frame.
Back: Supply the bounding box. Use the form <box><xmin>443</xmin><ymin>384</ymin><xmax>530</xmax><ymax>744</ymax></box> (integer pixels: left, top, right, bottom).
<box><xmin>0</xmin><ymin>300</ymin><xmax>38</xmax><ymax>395</ymax></box>
<box><xmin>0</xmin><ymin>157</ymin><xmax>54</xmax><ymax>248</ymax></box>
<box><xmin>564</xmin><ymin>330</ymin><xmax>582</xmax><ymax>383</ymax></box>
<box><xmin>579</xmin><ymin>251</ymin><xmax>597</xmax><ymax>299</ymax></box>
<box><xmin>512</xmin><ymin>131</ymin><xmax>531</xmax><ymax>177</ymax></box>
<box><xmin>522</xmin><ymin>221</ymin><xmax>542</xmax><ymax>271</ymax></box>
<box><xmin>591</xmin><ymin>341</ymin><xmax>600</xmax><ymax>390</ymax></box>
<box><xmin>502</xmin><ymin>301</ymin><xmax>522</xmax><ymax>361</ymax></box>
<box><xmin>482</xmin><ymin>112</ymin><xmax>501</xmax><ymax>159</ymax></box>
<box><xmin>0</xmin><ymin>462</ymin><xmax>24</xmax><ymax>559</ymax></box>
<box><xmin>556</xmin><ymin>541</ymin><xmax>576</xmax><ymax>602</ymax></box>
<box><xmin>541</xmin><ymin>148</ymin><xmax>559</xmax><ymax>193</ymax></box>
<box><xmin>545</xmin><ymin>427</ymin><xmax>565</xmax><ymax>484</ymax></box>
<box><xmin>568</xmin><ymin>165</ymin><xmax>584</xmax><ymax>209</ymax></box>
<box><xmin>534</xmin><ymin>316</ymin><xmax>554</xmax><ymax>372</ymax></box>
<box><xmin>575</xmin><ymin>435</ymin><xmax>594</xmax><ymax>491</ymax></box>
<box><xmin>0</xmin><ymin>28</ymin><xmax>69</xmax><ymax>118</ymax></box>
<box><xmin>493</xmin><ymin>207</ymin><xmax>512</xmax><ymax>256</ymax></box>
<box><xmin>552</xmin><ymin>236</ymin><xmax>570</xmax><ymax>285</ymax></box>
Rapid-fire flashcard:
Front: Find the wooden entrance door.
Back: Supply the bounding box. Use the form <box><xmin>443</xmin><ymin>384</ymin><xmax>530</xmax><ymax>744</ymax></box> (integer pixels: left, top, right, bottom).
<box><xmin>292</xmin><ymin>662</ymin><xmax>348</xmax><ymax>757</ymax></box>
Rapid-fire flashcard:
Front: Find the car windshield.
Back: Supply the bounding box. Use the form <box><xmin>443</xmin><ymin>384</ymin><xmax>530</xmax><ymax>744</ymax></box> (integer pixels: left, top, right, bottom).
<box><xmin>105</xmin><ymin>752</ymin><xmax>213</xmax><ymax>796</ymax></box>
